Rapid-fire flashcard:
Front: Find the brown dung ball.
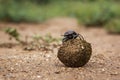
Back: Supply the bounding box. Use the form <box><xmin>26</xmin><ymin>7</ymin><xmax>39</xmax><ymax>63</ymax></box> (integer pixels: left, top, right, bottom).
<box><xmin>57</xmin><ymin>38</ymin><xmax>92</xmax><ymax>67</ymax></box>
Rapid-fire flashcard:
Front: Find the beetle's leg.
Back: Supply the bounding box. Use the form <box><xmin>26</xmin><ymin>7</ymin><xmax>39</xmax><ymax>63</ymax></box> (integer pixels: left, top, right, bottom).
<box><xmin>62</xmin><ymin>37</ymin><xmax>68</xmax><ymax>42</ymax></box>
<box><xmin>73</xmin><ymin>34</ymin><xmax>78</xmax><ymax>39</ymax></box>
<box><xmin>78</xmin><ymin>34</ymin><xmax>84</xmax><ymax>40</ymax></box>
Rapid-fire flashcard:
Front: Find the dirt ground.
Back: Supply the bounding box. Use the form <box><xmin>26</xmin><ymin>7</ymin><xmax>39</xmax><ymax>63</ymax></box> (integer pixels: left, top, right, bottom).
<box><xmin>0</xmin><ymin>18</ymin><xmax>120</xmax><ymax>80</ymax></box>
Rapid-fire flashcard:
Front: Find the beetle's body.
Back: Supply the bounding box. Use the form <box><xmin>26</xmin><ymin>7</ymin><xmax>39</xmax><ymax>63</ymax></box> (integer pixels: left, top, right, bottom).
<box><xmin>62</xmin><ymin>30</ymin><xmax>84</xmax><ymax>42</ymax></box>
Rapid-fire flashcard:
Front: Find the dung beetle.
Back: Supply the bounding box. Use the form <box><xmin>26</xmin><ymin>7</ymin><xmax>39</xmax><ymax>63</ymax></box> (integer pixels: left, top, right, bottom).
<box><xmin>62</xmin><ymin>30</ymin><xmax>84</xmax><ymax>42</ymax></box>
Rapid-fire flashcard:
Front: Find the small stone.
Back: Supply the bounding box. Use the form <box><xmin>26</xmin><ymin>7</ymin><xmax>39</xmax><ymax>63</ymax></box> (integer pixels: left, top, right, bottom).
<box><xmin>37</xmin><ymin>75</ymin><xmax>41</xmax><ymax>78</ymax></box>
<box><xmin>45</xmin><ymin>54</ymin><xmax>51</xmax><ymax>58</ymax></box>
<box><xmin>57</xmin><ymin>38</ymin><xmax>92</xmax><ymax>67</ymax></box>
<box><xmin>54</xmin><ymin>71</ymin><xmax>60</xmax><ymax>74</ymax></box>
<box><xmin>110</xmin><ymin>72</ymin><xmax>119</xmax><ymax>75</ymax></box>
<box><xmin>101</xmin><ymin>68</ymin><xmax>105</xmax><ymax>72</ymax></box>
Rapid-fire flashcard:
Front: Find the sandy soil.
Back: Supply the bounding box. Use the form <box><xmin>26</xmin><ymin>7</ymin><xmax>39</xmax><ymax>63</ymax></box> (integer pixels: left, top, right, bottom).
<box><xmin>0</xmin><ymin>18</ymin><xmax>120</xmax><ymax>80</ymax></box>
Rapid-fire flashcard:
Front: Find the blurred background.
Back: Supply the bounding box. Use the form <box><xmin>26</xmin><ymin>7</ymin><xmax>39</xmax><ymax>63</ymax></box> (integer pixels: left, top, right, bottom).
<box><xmin>0</xmin><ymin>1</ymin><xmax>120</xmax><ymax>80</ymax></box>
<box><xmin>0</xmin><ymin>0</ymin><xmax>120</xmax><ymax>33</ymax></box>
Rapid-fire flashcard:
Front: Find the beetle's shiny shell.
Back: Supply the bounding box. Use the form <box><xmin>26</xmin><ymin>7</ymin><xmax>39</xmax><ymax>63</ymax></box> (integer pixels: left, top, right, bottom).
<box><xmin>64</xmin><ymin>30</ymin><xmax>77</xmax><ymax>36</ymax></box>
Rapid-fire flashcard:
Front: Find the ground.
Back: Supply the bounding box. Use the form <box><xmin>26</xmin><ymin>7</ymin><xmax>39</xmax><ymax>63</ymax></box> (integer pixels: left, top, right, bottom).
<box><xmin>0</xmin><ymin>18</ymin><xmax>120</xmax><ymax>80</ymax></box>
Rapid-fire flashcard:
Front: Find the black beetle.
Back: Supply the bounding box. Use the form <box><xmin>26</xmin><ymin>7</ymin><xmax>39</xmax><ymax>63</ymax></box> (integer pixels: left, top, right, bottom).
<box><xmin>62</xmin><ymin>30</ymin><xmax>84</xmax><ymax>42</ymax></box>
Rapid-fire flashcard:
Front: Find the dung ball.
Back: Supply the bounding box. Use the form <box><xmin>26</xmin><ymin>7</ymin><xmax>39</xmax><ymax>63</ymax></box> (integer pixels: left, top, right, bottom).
<box><xmin>57</xmin><ymin>38</ymin><xmax>92</xmax><ymax>67</ymax></box>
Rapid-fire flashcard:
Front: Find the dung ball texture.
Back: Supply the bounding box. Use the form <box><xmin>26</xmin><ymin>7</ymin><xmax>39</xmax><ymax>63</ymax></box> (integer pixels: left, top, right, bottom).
<box><xmin>57</xmin><ymin>38</ymin><xmax>92</xmax><ymax>67</ymax></box>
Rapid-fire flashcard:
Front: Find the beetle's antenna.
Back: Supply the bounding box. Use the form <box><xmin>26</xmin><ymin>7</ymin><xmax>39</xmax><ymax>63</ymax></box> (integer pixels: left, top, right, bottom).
<box><xmin>78</xmin><ymin>33</ymin><xmax>84</xmax><ymax>40</ymax></box>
